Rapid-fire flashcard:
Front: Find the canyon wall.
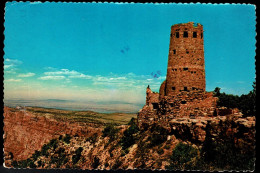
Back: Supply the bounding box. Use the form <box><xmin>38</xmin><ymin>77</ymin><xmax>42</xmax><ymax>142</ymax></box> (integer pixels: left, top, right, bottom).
<box><xmin>3</xmin><ymin>107</ymin><xmax>102</xmax><ymax>161</ymax></box>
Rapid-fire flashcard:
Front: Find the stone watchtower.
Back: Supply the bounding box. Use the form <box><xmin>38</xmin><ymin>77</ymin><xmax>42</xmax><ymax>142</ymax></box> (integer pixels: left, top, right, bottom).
<box><xmin>138</xmin><ymin>22</ymin><xmax>217</xmax><ymax>127</ymax></box>
<box><xmin>165</xmin><ymin>22</ymin><xmax>205</xmax><ymax>96</ymax></box>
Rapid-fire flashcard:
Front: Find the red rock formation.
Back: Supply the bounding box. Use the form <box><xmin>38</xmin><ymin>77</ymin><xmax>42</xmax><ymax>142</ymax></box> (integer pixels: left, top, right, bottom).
<box><xmin>3</xmin><ymin>107</ymin><xmax>101</xmax><ymax>161</ymax></box>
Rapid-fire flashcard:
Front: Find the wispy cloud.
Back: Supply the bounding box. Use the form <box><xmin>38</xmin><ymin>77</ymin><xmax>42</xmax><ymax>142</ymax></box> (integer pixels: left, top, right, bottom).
<box><xmin>38</xmin><ymin>67</ymin><xmax>165</xmax><ymax>96</ymax></box>
<box><xmin>5</xmin><ymin>58</ymin><xmax>22</xmax><ymax>64</ymax></box>
<box><xmin>38</xmin><ymin>75</ymin><xmax>65</xmax><ymax>80</ymax></box>
<box><xmin>44</xmin><ymin>69</ymin><xmax>79</xmax><ymax>76</ymax></box>
<box><xmin>40</xmin><ymin>68</ymin><xmax>92</xmax><ymax>80</ymax></box>
<box><xmin>5</xmin><ymin>78</ymin><xmax>22</xmax><ymax>82</ymax></box>
<box><xmin>4</xmin><ymin>58</ymin><xmax>22</xmax><ymax>73</ymax></box>
<box><xmin>68</xmin><ymin>73</ymin><xmax>92</xmax><ymax>79</ymax></box>
<box><xmin>17</xmin><ymin>72</ymin><xmax>35</xmax><ymax>77</ymax></box>
<box><xmin>92</xmin><ymin>72</ymin><xmax>165</xmax><ymax>91</ymax></box>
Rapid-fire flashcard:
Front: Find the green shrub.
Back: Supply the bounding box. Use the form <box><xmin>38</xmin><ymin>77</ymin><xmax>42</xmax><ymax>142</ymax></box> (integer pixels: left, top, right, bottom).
<box><xmin>164</xmin><ymin>144</ymin><xmax>170</xmax><ymax>149</ymax></box>
<box><xmin>167</xmin><ymin>143</ymin><xmax>198</xmax><ymax>170</ymax></box>
<box><xmin>105</xmin><ymin>162</ymin><xmax>109</xmax><ymax>168</ymax></box>
<box><xmin>63</xmin><ymin>158</ymin><xmax>68</xmax><ymax>164</ymax></box>
<box><xmin>214</xmin><ymin>81</ymin><xmax>256</xmax><ymax>117</ymax></box>
<box><xmin>56</xmin><ymin>147</ymin><xmax>65</xmax><ymax>156</ymax></box>
<box><xmin>58</xmin><ymin>135</ymin><xmax>63</xmax><ymax>140</ymax></box>
<box><xmin>50</xmin><ymin>156</ymin><xmax>58</xmax><ymax>164</ymax></box>
<box><xmin>32</xmin><ymin>150</ymin><xmax>41</xmax><ymax>161</ymax></box>
<box><xmin>157</xmin><ymin>148</ymin><xmax>164</xmax><ymax>155</ymax></box>
<box><xmin>86</xmin><ymin>133</ymin><xmax>98</xmax><ymax>144</ymax></box>
<box><xmin>148</xmin><ymin>125</ymin><xmax>168</xmax><ymax>147</ymax></box>
<box><xmin>40</xmin><ymin>138</ymin><xmax>59</xmax><ymax>157</ymax></box>
<box><xmin>9</xmin><ymin>152</ymin><xmax>13</xmax><ymax>159</ymax></box>
<box><xmin>37</xmin><ymin>160</ymin><xmax>42</xmax><ymax>167</ymax></box>
<box><xmin>41</xmin><ymin>144</ymin><xmax>50</xmax><ymax>156</ymax></box>
<box><xmin>28</xmin><ymin>160</ymin><xmax>36</xmax><ymax>168</ymax></box>
<box><xmin>72</xmin><ymin>147</ymin><xmax>83</xmax><ymax>164</ymax></box>
<box><xmin>11</xmin><ymin>160</ymin><xmax>18</xmax><ymax>168</ymax></box>
<box><xmin>92</xmin><ymin>156</ymin><xmax>100</xmax><ymax>169</ymax></box>
<box><xmin>63</xmin><ymin>134</ymin><xmax>72</xmax><ymax>144</ymax></box>
<box><xmin>49</xmin><ymin>139</ymin><xmax>58</xmax><ymax>149</ymax></box>
<box><xmin>120</xmin><ymin>119</ymin><xmax>139</xmax><ymax>150</ymax></box>
<box><xmin>197</xmin><ymin>122</ymin><xmax>255</xmax><ymax>171</ymax></box>
<box><xmin>102</xmin><ymin>124</ymin><xmax>119</xmax><ymax>142</ymax></box>
<box><xmin>200</xmin><ymin>136</ymin><xmax>255</xmax><ymax>170</ymax></box>
<box><xmin>112</xmin><ymin>159</ymin><xmax>122</xmax><ymax>169</ymax></box>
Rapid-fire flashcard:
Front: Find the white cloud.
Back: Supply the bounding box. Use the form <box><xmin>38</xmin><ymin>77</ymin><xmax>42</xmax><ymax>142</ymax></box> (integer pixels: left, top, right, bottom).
<box><xmin>68</xmin><ymin>73</ymin><xmax>92</xmax><ymax>79</ymax></box>
<box><xmin>92</xmin><ymin>72</ymin><xmax>164</xmax><ymax>92</ymax></box>
<box><xmin>4</xmin><ymin>69</ymin><xmax>16</xmax><ymax>74</ymax></box>
<box><xmin>4</xmin><ymin>64</ymin><xmax>13</xmax><ymax>69</ymax></box>
<box><xmin>4</xmin><ymin>58</ymin><xmax>22</xmax><ymax>73</ymax></box>
<box><xmin>42</xmin><ymin>68</ymin><xmax>92</xmax><ymax>80</ymax></box>
<box><xmin>38</xmin><ymin>76</ymin><xmax>65</xmax><ymax>80</ymax></box>
<box><xmin>5</xmin><ymin>78</ymin><xmax>22</xmax><ymax>82</ymax></box>
<box><xmin>95</xmin><ymin>76</ymin><xmax>127</xmax><ymax>82</ymax></box>
<box><xmin>17</xmin><ymin>72</ymin><xmax>35</xmax><ymax>78</ymax></box>
<box><xmin>44</xmin><ymin>69</ymin><xmax>79</xmax><ymax>76</ymax></box>
<box><xmin>5</xmin><ymin>58</ymin><xmax>22</xmax><ymax>65</ymax></box>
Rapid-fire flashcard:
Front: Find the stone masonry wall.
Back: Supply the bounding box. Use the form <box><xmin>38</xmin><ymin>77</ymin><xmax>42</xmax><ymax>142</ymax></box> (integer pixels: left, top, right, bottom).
<box><xmin>166</xmin><ymin>22</ymin><xmax>205</xmax><ymax>96</ymax></box>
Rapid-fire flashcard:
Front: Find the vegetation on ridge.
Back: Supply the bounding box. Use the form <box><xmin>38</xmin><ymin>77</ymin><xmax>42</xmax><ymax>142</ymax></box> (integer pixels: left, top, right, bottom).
<box><xmin>214</xmin><ymin>81</ymin><xmax>256</xmax><ymax>117</ymax></box>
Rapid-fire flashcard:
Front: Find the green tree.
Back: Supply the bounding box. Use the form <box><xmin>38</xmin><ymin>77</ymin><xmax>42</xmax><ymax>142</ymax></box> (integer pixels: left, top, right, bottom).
<box><xmin>167</xmin><ymin>142</ymin><xmax>199</xmax><ymax>170</ymax></box>
<box><xmin>214</xmin><ymin>87</ymin><xmax>221</xmax><ymax>96</ymax></box>
<box><xmin>214</xmin><ymin>81</ymin><xmax>256</xmax><ymax>117</ymax></box>
<box><xmin>120</xmin><ymin>118</ymin><xmax>139</xmax><ymax>150</ymax></box>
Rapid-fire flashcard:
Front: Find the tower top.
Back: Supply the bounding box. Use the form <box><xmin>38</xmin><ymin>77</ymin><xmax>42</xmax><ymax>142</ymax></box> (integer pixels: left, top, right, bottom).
<box><xmin>171</xmin><ymin>22</ymin><xmax>203</xmax><ymax>28</ymax></box>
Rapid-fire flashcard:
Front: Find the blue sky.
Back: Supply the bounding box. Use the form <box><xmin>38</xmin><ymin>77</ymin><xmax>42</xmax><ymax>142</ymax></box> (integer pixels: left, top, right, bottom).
<box><xmin>4</xmin><ymin>2</ymin><xmax>256</xmax><ymax>107</ymax></box>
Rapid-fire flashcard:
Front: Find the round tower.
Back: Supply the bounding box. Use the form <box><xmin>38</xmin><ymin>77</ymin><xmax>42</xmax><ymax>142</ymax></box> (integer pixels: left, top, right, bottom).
<box><xmin>165</xmin><ymin>22</ymin><xmax>205</xmax><ymax>96</ymax></box>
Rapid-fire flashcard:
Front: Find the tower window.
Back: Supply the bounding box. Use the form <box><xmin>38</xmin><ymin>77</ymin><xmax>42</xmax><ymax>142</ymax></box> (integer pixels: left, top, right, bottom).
<box><xmin>184</xmin><ymin>87</ymin><xmax>188</xmax><ymax>91</ymax></box>
<box><xmin>183</xmin><ymin>31</ymin><xmax>188</xmax><ymax>38</ymax></box>
<box><xmin>183</xmin><ymin>67</ymin><xmax>188</xmax><ymax>71</ymax></box>
<box><xmin>193</xmin><ymin>32</ymin><xmax>197</xmax><ymax>38</ymax></box>
<box><xmin>173</xmin><ymin>49</ymin><xmax>176</xmax><ymax>54</ymax></box>
<box><xmin>172</xmin><ymin>87</ymin><xmax>175</xmax><ymax>90</ymax></box>
<box><xmin>170</xmin><ymin>33</ymin><xmax>172</xmax><ymax>37</ymax></box>
<box><xmin>176</xmin><ymin>32</ymin><xmax>179</xmax><ymax>38</ymax></box>
<box><xmin>201</xmin><ymin>33</ymin><xmax>203</xmax><ymax>38</ymax></box>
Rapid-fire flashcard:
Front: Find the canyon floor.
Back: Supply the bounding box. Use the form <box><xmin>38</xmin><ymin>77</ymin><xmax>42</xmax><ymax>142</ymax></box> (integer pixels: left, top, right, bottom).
<box><xmin>3</xmin><ymin>106</ymin><xmax>256</xmax><ymax>171</ymax></box>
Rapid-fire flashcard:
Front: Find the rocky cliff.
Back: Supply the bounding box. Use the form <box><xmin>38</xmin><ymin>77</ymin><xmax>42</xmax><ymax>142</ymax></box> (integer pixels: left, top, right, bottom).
<box><xmin>4</xmin><ymin>106</ymin><xmax>255</xmax><ymax>170</ymax></box>
<box><xmin>3</xmin><ymin>107</ymin><xmax>102</xmax><ymax>161</ymax></box>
